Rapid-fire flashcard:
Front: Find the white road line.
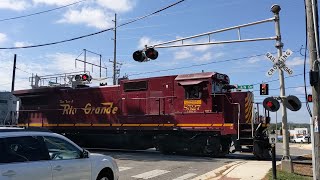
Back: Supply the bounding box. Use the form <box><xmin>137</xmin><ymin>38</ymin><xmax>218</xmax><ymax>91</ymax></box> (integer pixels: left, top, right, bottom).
<box><xmin>132</xmin><ymin>169</ymin><xmax>170</xmax><ymax>179</ymax></box>
<box><xmin>172</xmin><ymin>173</ymin><xmax>197</xmax><ymax>180</ymax></box>
<box><xmin>119</xmin><ymin>167</ymin><xmax>133</xmax><ymax>172</ymax></box>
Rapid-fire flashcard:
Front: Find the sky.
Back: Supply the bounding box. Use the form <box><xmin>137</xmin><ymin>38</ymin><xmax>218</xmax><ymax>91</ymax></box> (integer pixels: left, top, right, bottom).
<box><xmin>0</xmin><ymin>0</ymin><xmax>313</xmax><ymax>123</ymax></box>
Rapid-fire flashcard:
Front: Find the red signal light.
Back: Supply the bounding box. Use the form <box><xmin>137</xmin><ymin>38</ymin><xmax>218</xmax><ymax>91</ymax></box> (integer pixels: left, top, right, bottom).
<box><xmin>260</xmin><ymin>83</ymin><xmax>269</xmax><ymax>95</ymax></box>
<box><xmin>266</xmin><ymin>101</ymin><xmax>273</xmax><ymax>108</ymax></box>
<box><xmin>307</xmin><ymin>94</ymin><xmax>312</xmax><ymax>102</ymax></box>
<box><xmin>82</xmin><ymin>74</ymin><xmax>88</xmax><ymax>81</ymax></box>
<box><xmin>263</xmin><ymin>97</ymin><xmax>280</xmax><ymax>112</ymax></box>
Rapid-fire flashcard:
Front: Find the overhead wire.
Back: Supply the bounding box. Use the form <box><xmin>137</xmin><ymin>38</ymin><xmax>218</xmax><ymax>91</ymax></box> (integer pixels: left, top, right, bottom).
<box><xmin>0</xmin><ymin>0</ymin><xmax>186</xmax><ymax>50</ymax></box>
<box><xmin>0</xmin><ymin>0</ymin><xmax>87</xmax><ymax>22</ymax></box>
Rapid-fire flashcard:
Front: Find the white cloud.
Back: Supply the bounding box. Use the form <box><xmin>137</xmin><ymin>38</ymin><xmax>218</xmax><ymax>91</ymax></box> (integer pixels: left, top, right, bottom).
<box><xmin>197</xmin><ymin>52</ymin><xmax>212</xmax><ymax>62</ymax></box>
<box><xmin>0</xmin><ymin>0</ymin><xmax>30</xmax><ymax>11</ymax></box>
<box><xmin>138</xmin><ymin>36</ymin><xmax>162</xmax><ymax>49</ymax></box>
<box><xmin>14</xmin><ymin>41</ymin><xmax>32</xmax><ymax>47</ymax></box>
<box><xmin>174</xmin><ymin>50</ymin><xmax>193</xmax><ymax>60</ymax></box>
<box><xmin>0</xmin><ymin>33</ymin><xmax>7</xmax><ymax>44</ymax></box>
<box><xmin>57</xmin><ymin>7</ymin><xmax>114</xmax><ymax>29</ymax></box>
<box><xmin>96</xmin><ymin>0</ymin><xmax>135</xmax><ymax>12</ymax></box>
<box><xmin>32</xmin><ymin>0</ymin><xmax>78</xmax><ymax>6</ymax></box>
<box><xmin>248</xmin><ymin>57</ymin><xmax>263</xmax><ymax>64</ymax></box>
<box><xmin>294</xmin><ymin>87</ymin><xmax>311</xmax><ymax>94</ymax></box>
<box><xmin>286</xmin><ymin>57</ymin><xmax>304</xmax><ymax>67</ymax></box>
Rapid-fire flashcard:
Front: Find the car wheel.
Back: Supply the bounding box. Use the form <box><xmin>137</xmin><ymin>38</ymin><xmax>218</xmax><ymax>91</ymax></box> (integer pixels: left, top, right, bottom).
<box><xmin>97</xmin><ymin>174</ymin><xmax>109</xmax><ymax>180</ymax></box>
<box><xmin>96</xmin><ymin>170</ymin><xmax>112</xmax><ymax>180</ymax></box>
<box><xmin>293</xmin><ymin>140</ymin><xmax>296</xmax><ymax>143</ymax></box>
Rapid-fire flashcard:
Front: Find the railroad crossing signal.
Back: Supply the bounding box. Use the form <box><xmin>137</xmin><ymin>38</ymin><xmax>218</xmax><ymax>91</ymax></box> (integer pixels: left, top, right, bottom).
<box><xmin>265</xmin><ymin>49</ymin><xmax>294</xmax><ymax>77</ymax></box>
<box><xmin>263</xmin><ymin>97</ymin><xmax>280</xmax><ymax>112</ymax></box>
<box><xmin>133</xmin><ymin>48</ymin><xmax>159</xmax><ymax>62</ymax></box>
<box><xmin>75</xmin><ymin>74</ymin><xmax>92</xmax><ymax>82</ymax></box>
<box><xmin>283</xmin><ymin>95</ymin><xmax>302</xmax><ymax>111</ymax></box>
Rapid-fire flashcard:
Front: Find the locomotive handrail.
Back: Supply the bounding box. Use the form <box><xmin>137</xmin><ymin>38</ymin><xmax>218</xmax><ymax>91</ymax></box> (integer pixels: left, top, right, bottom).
<box><xmin>233</xmin><ymin>103</ymin><xmax>240</xmax><ymax>140</ymax></box>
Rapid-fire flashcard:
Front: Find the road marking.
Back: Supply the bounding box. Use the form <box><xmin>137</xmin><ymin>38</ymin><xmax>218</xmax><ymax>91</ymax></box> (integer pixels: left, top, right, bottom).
<box><xmin>132</xmin><ymin>169</ymin><xmax>170</xmax><ymax>179</ymax></box>
<box><xmin>191</xmin><ymin>161</ymin><xmax>242</xmax><ymax>180</ymax></box>
<box><xmin>119</xmin><ymin>167</ymin><xmax>133</xmax><ymax>172</ymax></box>
<box><xmin>172</xmin><ymin>173</ymin><xmax>197</xmax><ymax>180</ymax></box>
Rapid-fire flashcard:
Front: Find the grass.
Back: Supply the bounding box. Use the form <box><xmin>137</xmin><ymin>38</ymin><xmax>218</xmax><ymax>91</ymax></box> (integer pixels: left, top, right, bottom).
<box><xmin>266</xmin><ymin>170</ymin><xmax>312</xmax><ymax>180</ymax></box>
<box><xmin>264</xmin><ymin>166</ymin><xmax>312</xmax><ymax>180</ymax></box>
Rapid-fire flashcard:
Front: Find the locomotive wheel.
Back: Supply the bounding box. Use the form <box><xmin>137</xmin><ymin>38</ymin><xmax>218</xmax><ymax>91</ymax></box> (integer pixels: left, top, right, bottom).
<box><xmin>158</xmin><ymin>144</ymin><xmax>173</xmax><ymax>155</ymax></box>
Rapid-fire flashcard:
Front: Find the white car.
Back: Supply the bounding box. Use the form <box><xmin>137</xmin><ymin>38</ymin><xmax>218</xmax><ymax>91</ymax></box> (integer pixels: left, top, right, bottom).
<box><xmin>0</xmin><ymin>127</ymin><xmax>119</xmax><ymax>180</ymax></box>
<box><xmin>291</xmin><ymin>135</ymin><xmax>309</xmax><ymax>143</ymax></box>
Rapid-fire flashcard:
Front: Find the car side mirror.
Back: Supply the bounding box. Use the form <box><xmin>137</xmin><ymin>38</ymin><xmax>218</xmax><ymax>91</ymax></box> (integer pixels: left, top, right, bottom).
<box><xmin>82</xmin><ymin>149</ymin><xmax>90</xmax><ymax>158</ymax></box>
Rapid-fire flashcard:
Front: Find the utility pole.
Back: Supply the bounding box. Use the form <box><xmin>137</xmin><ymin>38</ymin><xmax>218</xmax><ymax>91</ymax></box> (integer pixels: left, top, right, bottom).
<box><xmin>11</xmin><ymin>54</ymin><xmax>16</xmax><ymax>92</ymax></box>
<box><xmin>271</xmin><ymin>5</ymin><xmax>293</xmax><ymax>172</ymax></box>
<box><xmin>306</xmin><ymin>0</ymin><xmax>320</xmax><ymax>179</ymax></box>
<box><xmin>113</xmin><ymin>13</ymin><xmax>117</xmax><ymax>85</ymax></box>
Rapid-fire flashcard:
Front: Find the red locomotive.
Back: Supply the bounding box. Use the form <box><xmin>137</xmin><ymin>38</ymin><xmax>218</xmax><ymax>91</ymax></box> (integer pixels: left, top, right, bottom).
<box><xmin>14</xmin><ymin>71</ymin><xmax>270</xmax><ymax>158</ymax></box>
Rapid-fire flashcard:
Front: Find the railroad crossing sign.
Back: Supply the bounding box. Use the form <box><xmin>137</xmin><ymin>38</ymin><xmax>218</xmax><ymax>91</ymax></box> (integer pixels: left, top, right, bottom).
<box><xmin>265</xmin><ymin>49</ymin><xmax>294</xmax><ymax>77</ymax></box>
<box><xmin>237</xmin><ymin>84</ymin><xmax>253</xmax><ymax>89</ymax></box>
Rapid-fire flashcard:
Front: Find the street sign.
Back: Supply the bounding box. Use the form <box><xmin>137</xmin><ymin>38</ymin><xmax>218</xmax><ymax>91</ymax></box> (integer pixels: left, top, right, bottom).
<box><xmin>237</xmin><ymin>84</ymin><xmax>253</xmax><ymax>89</ymax></box>
<box><xmin>265</xmin><ymin>49</ymin><xmax>294</xmax><ymax>77</ymax></box>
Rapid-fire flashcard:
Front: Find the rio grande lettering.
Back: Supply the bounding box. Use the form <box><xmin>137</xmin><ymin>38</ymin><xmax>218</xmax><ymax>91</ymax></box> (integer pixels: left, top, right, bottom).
<box><xmin>60</xmin><ymin>102</ymin><xmax>118</xmax><ymax>115</ymax></box>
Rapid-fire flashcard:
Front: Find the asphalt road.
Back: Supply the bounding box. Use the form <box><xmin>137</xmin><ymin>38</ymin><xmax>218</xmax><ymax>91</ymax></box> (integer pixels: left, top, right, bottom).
<box><xmin>91</xmin><ymin>143</ymin><xmax>311</xmax><ymax>180</ymax></box>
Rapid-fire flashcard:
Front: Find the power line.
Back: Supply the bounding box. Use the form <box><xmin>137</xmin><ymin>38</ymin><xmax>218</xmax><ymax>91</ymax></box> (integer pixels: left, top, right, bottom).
<box><xmin>127</xmin><ymin>50</ymin><xmax>301</xmax><ymax>77</ymax></box>
<box><xmin>128</xmin><ymin>53</ymin><xmax>267</xmax><ymax>76</ymax></box>
<box><xmin>0</xmin><ymin>0</ymin><xmax>186</xmax><ymax>50</ymax></box>
<box><xmin>0</xmin><ymin>0</ymin><xmax>87</xmax><ymax>22</ymax></box>
<box><xmin>16</xmin><ymin>67</ymin><xmax>32</xmax><ymax>74</ymax></box>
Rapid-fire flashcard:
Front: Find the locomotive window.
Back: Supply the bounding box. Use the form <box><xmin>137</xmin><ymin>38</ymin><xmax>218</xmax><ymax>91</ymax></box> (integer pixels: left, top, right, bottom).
<box><xmin>185</xmin><ymin>85</ymin><xmax>202</xmax><ymax>99</ymax></box>
<box><xmin>212</xmin><ymin>82</ymin><xmax>224</xmax><ymax>93</ymax></box>
<box><xmin>124</xmin><ymin>81</ymin><xmax>148</xmax><ymax>92</ymax></box>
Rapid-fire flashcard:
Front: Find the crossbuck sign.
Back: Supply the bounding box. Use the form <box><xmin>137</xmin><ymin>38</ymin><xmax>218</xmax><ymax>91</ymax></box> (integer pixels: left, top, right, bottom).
<box><xmin>265</xmin><ymin>49</ymin><xmax>293</xmax><ymax>77</ymax></box>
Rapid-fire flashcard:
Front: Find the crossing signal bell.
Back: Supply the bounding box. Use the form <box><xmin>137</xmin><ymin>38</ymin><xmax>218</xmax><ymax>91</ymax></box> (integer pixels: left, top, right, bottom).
<box><xmin>133</xmin><ymin>48</ymin><xmax>158</xmax><ymax>62</ymax></box>
<box><xmin>263</xmin><ymin>97</ymin><xmax>280</xmax><ymax>112</ymax></box>
<box><xmin>260</xmin><ymin>83</ymin><xmax>269</xmax><ymax>95</ymax></box>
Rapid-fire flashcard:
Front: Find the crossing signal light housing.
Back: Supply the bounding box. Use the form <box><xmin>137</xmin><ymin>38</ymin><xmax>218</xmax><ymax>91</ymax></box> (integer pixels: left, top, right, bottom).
<box><xmin>283</xmin><ymin>95</ymin><xmax>301</xmax><ymax>111</ymax></box>
<box><xmin>133</xmin><ymin>48</ymin><xmax>159</xmax><ymax>62</ymax></box>
<box><xmin>260</xmin><ymin>83</ymin><xmax>269</xmax><ymax>95</ymax></box>
<box><xmin>263</xmin><ymin>97</ymin><xmax>280</xmax><ymax>112</ymax></box>
<box><xmin>133</xmin><ymin>50</ymin><xmax>146</xmax><ymax>62</ymax></box>
<box><xmin>307</xmin><ymin>94</ymin><xmax>313</xmax><ymax>102</ymax></box>
<box><xmin>75</xmin><ymin>74</ymin><xmax>92</xmax><ymax>82</ymax></box>
<box><xmin>145</xmin><ymin>48</ymin><xmax>158</xmax><ymax>60</ymax></box>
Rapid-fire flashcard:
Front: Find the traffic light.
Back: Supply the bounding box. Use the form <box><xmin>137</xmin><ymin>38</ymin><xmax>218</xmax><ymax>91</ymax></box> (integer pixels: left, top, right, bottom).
<box><xmin>307</xmin><ymin>94</ymin><xmax>313</xmax><ymax>102</ymax></box>
<box><xmin>132</xmin><ymin>48</ymin><xmax>159</xmax><ymax>62</ymax></box>
<box><xmin>263</xmin><ymin>97</ymin><xmax>280</xmax><ymax>112</ymax></box>
<box><xmin>260</xmin><ymin>83</ymin><xmax>269</xmax><ymax>95</ymax></box>
<box><xmin>74</xmin><ymin>74</ymin><xmax>92</xmax><ymax>82</ymax></box>
<box><xmin>283</xmin><ymin>95</ymin><xmax>301</xmax><ymax>111</ymax></box>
